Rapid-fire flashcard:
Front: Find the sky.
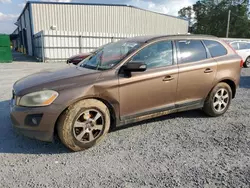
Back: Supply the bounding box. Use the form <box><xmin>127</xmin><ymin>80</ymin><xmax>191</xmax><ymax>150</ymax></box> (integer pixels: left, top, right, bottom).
<box><xmin>0</xmin><ymin>0</ymin><xmax>197</xmax><ymax>34</ymax></box>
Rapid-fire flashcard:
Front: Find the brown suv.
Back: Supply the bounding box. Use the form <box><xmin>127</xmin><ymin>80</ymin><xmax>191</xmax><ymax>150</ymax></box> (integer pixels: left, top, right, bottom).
<box><xmin>10</xmin><ymin>35</ymin><xmax>242</xmax><ymax>151</ymax></box>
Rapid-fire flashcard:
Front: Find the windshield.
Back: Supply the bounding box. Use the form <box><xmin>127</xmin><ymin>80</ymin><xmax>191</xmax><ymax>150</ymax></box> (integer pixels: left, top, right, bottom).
<box><xmin>90</xmin><ymin>43</ymin><xmax>111</xmax><ymax>54</ymax></box>
<box><xmin>79</xmin><ymin>41</ymin><xmax>142</xmax><ymax>70</ymax></box>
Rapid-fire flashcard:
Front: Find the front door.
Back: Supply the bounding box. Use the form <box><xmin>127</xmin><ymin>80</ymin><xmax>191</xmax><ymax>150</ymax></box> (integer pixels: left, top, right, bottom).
<box><xmin>175</xmin><ymin>39</ymin><xmax>217</xmax><ymax>107</ymax></box>
<box><xmin>118</xmin><ymin>40</ymin><xmax>178</xmax><ymax>119</ymax></box>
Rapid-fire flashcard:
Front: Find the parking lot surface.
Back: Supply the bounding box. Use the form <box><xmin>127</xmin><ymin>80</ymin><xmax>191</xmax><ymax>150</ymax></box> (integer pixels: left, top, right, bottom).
<box><xmin>0</xmin><ymin>60</ymin><xmax>250</xmax><ymax>188</ymax></box>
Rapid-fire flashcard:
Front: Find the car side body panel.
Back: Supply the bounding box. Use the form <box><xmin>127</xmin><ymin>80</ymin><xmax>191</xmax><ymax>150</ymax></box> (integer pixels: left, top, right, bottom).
<box><xmin>176</xmin><ymin>59</ymin><xmax>217</xmax><ymax>107</ymax></box>
<box><xmin>118</xmin><ymin>65</ymin><xmax>178</xmax><ymax>119</ymax></box>
<box><xmin>214</xmin><ymin>54</ymin><xmax>242</xmax><ymax>88</ymax></box>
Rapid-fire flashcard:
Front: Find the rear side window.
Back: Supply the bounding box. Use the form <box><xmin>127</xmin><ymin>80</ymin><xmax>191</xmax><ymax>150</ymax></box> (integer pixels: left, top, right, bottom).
<box><xmin>239</xmin><ymin>42</ymin><xmax>250</xmax><ymax>50</ymax></box>
<box><xmin>177</xmin><ymin>40</ymin><xmax>207</xmax><ymax>64</ymax></box>
<box><xmin>203</xmin><ymin>40</ymin><xmax>227</xmax><ymax>57</ymax></box>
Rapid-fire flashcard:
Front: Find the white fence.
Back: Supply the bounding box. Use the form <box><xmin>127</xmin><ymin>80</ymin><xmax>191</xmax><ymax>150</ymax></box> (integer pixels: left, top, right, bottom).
<box><xmin>33</xmin><ymin>30</ymin><xmax>144</xmax><ymax>62</ymax></box>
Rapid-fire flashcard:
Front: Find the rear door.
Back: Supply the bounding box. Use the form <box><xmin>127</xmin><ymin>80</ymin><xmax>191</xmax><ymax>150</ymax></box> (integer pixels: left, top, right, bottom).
<box><xmin>175</xmin><ymin>39</ymin><xmax>217</xmax><ymax>108</ymax></box>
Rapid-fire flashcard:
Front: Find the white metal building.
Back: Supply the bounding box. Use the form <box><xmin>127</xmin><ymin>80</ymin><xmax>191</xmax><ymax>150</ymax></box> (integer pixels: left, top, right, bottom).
<box><xmin>12</xmin><ymin>1</ymin><xmax>189</xmax><ymax>62</ymax></box>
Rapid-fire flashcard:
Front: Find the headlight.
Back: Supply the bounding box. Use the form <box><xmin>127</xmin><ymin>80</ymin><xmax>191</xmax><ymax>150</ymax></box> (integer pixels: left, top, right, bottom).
<box><xmin>19</xmin><ymin>90</ymin><xmax>59</xmax><ymax>107</ymax></box>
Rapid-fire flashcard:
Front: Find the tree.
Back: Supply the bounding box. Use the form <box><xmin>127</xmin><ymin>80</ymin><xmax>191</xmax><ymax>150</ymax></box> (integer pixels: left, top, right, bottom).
<box><xmin>178</xmin><ymin>6</ymin><xmax>193</xmax><ymax>32</ymax></box>
<box><xmin>178</xmin><ymin>0</ymin><xmax>250</xmax><ymax>38</ymax></box>
<box><xmin>178</xmin><ymin>6</ymin><xmax>193</xmax><ymax>19</ymax></box>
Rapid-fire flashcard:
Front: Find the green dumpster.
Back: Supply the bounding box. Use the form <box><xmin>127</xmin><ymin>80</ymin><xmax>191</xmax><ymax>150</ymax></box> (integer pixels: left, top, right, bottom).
<box><xmin>0</xmin><ymin>34</ymin><xmax>12</xmax><ymax>63</ymax></box>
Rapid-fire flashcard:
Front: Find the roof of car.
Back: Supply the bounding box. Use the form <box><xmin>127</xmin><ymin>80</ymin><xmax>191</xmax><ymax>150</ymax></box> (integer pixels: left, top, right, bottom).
<box><xmin>122</xmin><ymin>34</ymin><xmax>218</xmax><ymax>43</ymax></box>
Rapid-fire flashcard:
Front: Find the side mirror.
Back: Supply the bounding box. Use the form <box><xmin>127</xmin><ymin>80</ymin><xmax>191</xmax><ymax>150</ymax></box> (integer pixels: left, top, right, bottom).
<box><xmin>122</xmin><ymin>61</ymin><xmax>147</xmax><ymax>72</ymax></box>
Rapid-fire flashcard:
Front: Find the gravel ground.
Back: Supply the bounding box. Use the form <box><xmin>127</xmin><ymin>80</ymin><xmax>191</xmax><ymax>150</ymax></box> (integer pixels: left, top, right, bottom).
<box><xmin>0</xmin><ymin>56</ymin><xmax>250</xmax><ymax>188</ymax></box>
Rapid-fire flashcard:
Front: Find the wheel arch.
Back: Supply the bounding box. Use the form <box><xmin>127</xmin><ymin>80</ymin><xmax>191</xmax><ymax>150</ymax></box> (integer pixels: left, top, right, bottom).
<box><xmin>53</xmin><ymin>97</ymin><xmax>117</xmax><ymax>137</ymax></box>
<box><xmin>245</xmin><ymin>55</ymin><xmax>250</xmax><ymax>62</ymax></box>
<box><xmin>210</xmin><ymin>79</ymin><xmax>236</xmax><ymax>99</ymax></box>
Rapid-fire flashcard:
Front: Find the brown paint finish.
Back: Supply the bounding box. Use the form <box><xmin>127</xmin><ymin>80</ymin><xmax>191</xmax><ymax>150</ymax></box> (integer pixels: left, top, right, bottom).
<box><xmin>10</xmin><ymin>34</ymin><xmax>242</xmax><ymax>142</ymax></box>
<box><xmin>215</xmin><ymin>55</ymin><xmax>242</xmax><ymax>85</ymax></box>
<box><xmin>118</xmin><ymin>65</ymin><xmax>178</xmax><ymax>117</ymax></box>
<box><xmin>176</xmin><ymin>59</ymin><xmax>217</xmax><ymax>104</ymax></box>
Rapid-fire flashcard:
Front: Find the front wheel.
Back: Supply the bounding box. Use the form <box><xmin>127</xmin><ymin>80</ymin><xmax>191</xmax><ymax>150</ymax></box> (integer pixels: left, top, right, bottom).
<box><xmin>244</xmin><ymin>57</ymin><xmax>250</xmax><ymax>68</ymax></box>
<box><xmin>203</xmin><ymin>82</ymin><xmax>232</xmax><ymax>117</ymax></box>
<box><xmin>57</xmin><ymin>99</ymin><xmax>110</xmax><ymax>152</ymax></box>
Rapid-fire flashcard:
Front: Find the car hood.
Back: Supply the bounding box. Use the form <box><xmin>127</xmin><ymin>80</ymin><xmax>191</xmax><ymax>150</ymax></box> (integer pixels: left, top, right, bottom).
<box><xmin>13</xmin><ymin>66</ymin><xmax>100</xmax><ymax>95</ymax></box>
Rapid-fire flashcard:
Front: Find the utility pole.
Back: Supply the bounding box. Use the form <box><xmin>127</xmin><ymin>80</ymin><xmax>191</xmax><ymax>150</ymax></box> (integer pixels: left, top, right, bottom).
<box><xmin>226</xmin><ymin>10</ymin><xmax>231</xmax><ymax>38</ymax></box>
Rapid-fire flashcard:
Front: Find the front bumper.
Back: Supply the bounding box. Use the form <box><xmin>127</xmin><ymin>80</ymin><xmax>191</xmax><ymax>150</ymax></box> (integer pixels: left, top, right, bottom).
<box><xmin>10</xmin><ymin>99</ymin><xmax>64</xmax><ymax>142</ymax></box>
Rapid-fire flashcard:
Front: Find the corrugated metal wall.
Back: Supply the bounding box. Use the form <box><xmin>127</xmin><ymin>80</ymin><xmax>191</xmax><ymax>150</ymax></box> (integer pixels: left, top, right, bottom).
<box><xmin>31</xmin><ymin>3</ymin><xmax>188</xmax><ymax>35</ymax></box>
<box><xmin>34</xmin><ymin>30</ymin><xmax>140</xmax><ymax>62</ymax></box>
<box><xmin>15</xmin><ymin>5</ymin><xmax>33</xmax><ymax>56</ymax></box>
<box><xmin>33</xmin><ymin>31</ymin><xmax>43</xmax><ymax>60</ymax></box>
<box><xmin>24</xmin><ymin>8</ymin><xmax>33</xmax><ymax>56</ymax></box>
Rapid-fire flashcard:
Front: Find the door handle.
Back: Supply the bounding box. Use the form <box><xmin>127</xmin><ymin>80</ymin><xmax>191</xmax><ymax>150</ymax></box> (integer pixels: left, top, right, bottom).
<box><xmin>204</xmin><ymin>68</ymin><xmax>213</xmax><ymax>73</ymax></box>
<box><xmin>163</xmin><ymin>75</ymin><xmax>174</xmax><ymax>81</ymax></box>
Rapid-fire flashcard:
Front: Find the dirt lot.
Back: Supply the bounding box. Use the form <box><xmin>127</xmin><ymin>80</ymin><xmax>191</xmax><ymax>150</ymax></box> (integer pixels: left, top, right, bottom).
<box><xmin>0</xmin><ymin>58</ymin><xmax>250</xmax><ymax>188</ymax></box>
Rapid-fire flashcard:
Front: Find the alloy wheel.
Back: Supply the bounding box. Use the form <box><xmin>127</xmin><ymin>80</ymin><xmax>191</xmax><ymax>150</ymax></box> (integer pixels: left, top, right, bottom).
<box><xmin>213</xmin><ymin>88</ymin><xmax>229</xmax><ymax>112</ymax></box>
<box><xmin>73</xmin><ymin>109</ymin><xmax>104</xmax><ymax>143</ymax></box>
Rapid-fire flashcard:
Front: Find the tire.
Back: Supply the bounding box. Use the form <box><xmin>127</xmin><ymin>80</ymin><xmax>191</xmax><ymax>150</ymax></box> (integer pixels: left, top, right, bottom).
<box><xmin>57</xmin><ymin>99</ymin><xmax>111</xmax><ymax>152</ymax></box>
<box><xmin>244</xmin><ymin>57</ymin><xmax>250</xmax><ymax>68</ymax></box>
<box><xmin>203</xmin><ymin>82</ymin><xmax>232</xmax><ymax>117</ymax></box>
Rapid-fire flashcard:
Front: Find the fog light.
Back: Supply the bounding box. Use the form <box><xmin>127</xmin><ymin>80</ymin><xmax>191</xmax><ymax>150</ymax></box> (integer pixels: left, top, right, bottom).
<box><xmin>24</xmin><ymin>114</ymin><xmax>43</xmax><ymax>126</ymax></box>
<box><xmin>32</xmin><ymin>118</ymin><xmax>38</xmax><ymax>125</ymax></box>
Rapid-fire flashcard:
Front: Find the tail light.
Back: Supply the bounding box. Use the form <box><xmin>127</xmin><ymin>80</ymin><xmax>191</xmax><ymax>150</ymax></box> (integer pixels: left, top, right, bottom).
<box><xmin>240</xmin><ymin>59</ymin><xmax>244</xmax><ymax>68</ymax></box>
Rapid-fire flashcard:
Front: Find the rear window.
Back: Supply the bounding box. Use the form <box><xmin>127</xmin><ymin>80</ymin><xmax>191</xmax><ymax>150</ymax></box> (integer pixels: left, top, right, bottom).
<box><xmin>177</xmin><ymin>40</ymin><xmax>207</xmax><ymax>64</ymax></box>
<box><xmin>204</xmin><ymin>40</ymin><xmax>227</xmax><ymax>58</ymax></box>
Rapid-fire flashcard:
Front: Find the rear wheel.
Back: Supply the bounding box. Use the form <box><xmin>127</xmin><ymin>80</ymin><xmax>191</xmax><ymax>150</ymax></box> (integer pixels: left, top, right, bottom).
<box><xmin>57</xmin><ymin>99</ymin><xmax>110</xmax><ymax>152</ymax></box>
<box><xmin>244</xmin><ymin>57</ymin><xmax>250</xmax><ymax>68</ymax></box>
<box><xmin>203</xmin><ymin>82</ymin><xmax>232</xmax><ymax>117</ymax></box>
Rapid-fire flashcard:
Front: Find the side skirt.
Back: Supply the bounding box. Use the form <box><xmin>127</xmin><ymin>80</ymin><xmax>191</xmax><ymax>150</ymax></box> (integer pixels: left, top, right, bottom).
<box><xmin>117</xmin><ymin>100</ymin><xmax>204</xmax><ymax>127</ymax></box>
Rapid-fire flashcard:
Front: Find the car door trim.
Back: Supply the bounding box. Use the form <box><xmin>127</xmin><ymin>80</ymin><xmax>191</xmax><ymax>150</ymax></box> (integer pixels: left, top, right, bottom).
<box><xmin>119</xmin><ymin>99</ymin><xmax>203</xmax><ymax>126</ymax></box>
<box><xmin>119</xmin><ymin>103</ymin><xmax>176</xmax><ymax>125</ymax></box>
<box><xmin>175</xmin><ymin>99</ymin><xmax>203</xmax><ymax>108</ymax></box>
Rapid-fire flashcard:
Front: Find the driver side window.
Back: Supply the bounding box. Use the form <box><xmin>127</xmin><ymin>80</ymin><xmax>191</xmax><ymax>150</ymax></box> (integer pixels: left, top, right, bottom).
<box><xmin>131</xmin><ymin>40</ymin><xmax>173</xmax><ymax>69</ymax></box>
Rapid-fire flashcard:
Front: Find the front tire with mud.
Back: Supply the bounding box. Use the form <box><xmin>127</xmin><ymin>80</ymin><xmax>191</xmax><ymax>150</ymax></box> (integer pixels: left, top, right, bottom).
<box><xmin>57</xmin><ymin>99</ymin><xmax>110</xmax><ymax>152</ymax></box>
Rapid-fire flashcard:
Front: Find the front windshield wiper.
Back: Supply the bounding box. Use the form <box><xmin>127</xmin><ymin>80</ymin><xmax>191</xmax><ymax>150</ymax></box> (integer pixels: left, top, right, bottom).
<box><xmin>80</xmin><ymin>63</ymin><xmax>108</xmax><ymax>71</ymax></box>
<box><xmin>80</xmin><ymin>64</ymin><xmax>97</xmax><ymax>70</ymax></box>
